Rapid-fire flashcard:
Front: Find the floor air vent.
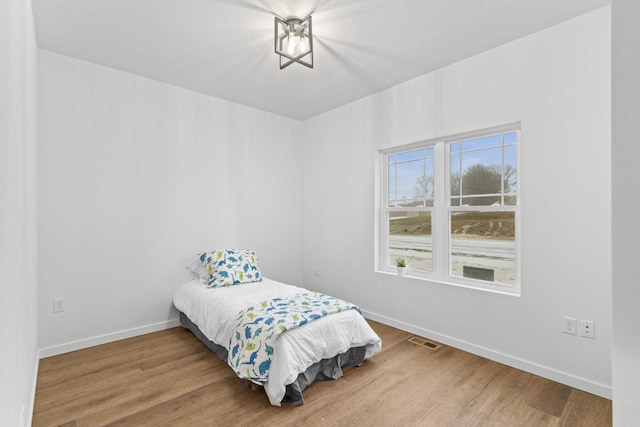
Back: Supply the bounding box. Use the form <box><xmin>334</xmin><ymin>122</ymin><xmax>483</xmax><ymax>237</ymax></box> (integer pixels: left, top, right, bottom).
<box><xmin>408</xmin><ymin>336</ymin><xmax>442</xmax><ymax>350</ymax></box>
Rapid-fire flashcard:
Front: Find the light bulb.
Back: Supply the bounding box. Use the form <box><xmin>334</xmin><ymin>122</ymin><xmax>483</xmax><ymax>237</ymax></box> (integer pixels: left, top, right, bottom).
<box><xmin>287</xmin><ymin>35</ymin><xmax>303</xmax><ymax>56</ymax></box>
<box><xmin>286</xmin><ymin>34</ymin><xmax>296</xmax><ymax>55</ymax></box>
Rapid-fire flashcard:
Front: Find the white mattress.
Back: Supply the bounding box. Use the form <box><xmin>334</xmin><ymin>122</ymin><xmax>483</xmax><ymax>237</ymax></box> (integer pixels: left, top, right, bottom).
<box><xmin>173</xmin><ymin>278</ymin><xmax>382</xmax><ymax>406</ymax></box>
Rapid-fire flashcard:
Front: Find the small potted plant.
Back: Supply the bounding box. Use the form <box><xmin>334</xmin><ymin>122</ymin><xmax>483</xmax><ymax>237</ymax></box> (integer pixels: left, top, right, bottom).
<box><xmin>395</xmin><ymin>257</ymin><xmax>407</xmax><ymax>276</ymax></box>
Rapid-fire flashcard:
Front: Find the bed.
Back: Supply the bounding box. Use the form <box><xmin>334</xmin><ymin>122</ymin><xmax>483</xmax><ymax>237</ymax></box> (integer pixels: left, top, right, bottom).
<box><xmin>173</xmin><ymin>250</ymin><xmax>381</xmax><ymax>406</ymax></box>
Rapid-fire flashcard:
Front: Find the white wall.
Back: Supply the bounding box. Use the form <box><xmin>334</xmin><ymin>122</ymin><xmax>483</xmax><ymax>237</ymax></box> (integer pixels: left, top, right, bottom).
<box><xmin>612</xmin><ymin>0</ymin><xmax>640</xmax><ymax>424</ymax></box>
<box><xmin>38</xmin><ymin>50</ymin><xmax>304</xmax><ymax>353</ymax></box>
<box><xmin>36</xmin><ymin>4</ymin><xmax>614</xmax><ymax>404</ymax></box>
<box><xmin>0</xmin><ymin>0</ymin><xmax>39</xmax><ymax>425</ymax></box>
<box><xmin>302</xmin><ymin>7</ymin><xmax>612</xmax><ymax>397</ymax></box>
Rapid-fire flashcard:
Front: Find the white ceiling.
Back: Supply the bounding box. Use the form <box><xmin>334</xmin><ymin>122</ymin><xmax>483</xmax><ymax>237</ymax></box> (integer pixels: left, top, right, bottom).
<box><xmin>32</xmin><ymin>0</ymin><xmax>610</xmax><ymax>120</ymax></box>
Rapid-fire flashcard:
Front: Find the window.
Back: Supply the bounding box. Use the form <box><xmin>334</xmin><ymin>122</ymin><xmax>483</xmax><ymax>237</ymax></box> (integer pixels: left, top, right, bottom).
<box><xmin>379</xmin><ymin>125</ymin><xmax>520</xmax><ymax>294</ymax></box>
<box><xmin>386</xmin><ymin>148</ymin><xmax>434</xmax><ymax>273</ymax></box>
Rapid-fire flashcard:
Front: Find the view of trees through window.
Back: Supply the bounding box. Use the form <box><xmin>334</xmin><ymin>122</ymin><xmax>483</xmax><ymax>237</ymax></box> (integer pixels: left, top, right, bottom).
<box><xmin>385</xmin><ymin>130</ymin><xmax>518</xmax><ymax>287</ymax></box>
<box><xmin>387</xmin><ymin>148</ymin><xmax>434</xmax><ymax>272</ymax></box>
<box><xmin>449</xmin><ymin>132</ymin><xmax>517</xmax><ymax>285</ymax></box>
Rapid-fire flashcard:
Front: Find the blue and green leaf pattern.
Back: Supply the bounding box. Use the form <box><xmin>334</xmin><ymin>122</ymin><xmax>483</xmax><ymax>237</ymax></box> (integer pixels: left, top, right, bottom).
<box><xmin>199</xmin><ymin>249</ymin><xmax>262</xmax><ymax>288</ymax></box>
<box><xmin>228</xmin><ymin>292</ymin><xmax>362</xmax><ymax>382</ymax></box>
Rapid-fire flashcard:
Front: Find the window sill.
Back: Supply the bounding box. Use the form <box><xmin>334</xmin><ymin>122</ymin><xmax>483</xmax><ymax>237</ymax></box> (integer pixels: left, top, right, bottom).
<box><xmin>375</xmin><ymin>269</ymin><xmax>521</xmax><ymax>297</ymax></box>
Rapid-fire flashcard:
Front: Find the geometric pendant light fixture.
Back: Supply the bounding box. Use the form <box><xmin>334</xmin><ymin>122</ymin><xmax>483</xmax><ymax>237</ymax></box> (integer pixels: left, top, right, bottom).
<box><xmin>274</xmin><ymin>15</ymin><xmax>313</xmax><ymax>69</ymax></box>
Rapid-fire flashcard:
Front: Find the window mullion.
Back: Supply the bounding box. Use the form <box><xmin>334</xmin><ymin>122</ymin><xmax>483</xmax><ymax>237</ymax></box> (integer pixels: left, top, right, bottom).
<box><xmin>501</xmin><ymin>133</ymin><xmax>505</xmax><ymax>206</ymax></box>
<box><xmin>433</xmin><ymin>142</ymin><xmax>447</xmax><ymax>279</ymax></box>
<box><xmin>458</xmin><ymin>145</ymin><xmax>462</xmax><ymax>206</ymax></box>
<box><xmin>382</xmin><ymin>157</ymin><xmax>391</xmax><ymax>272</ymax></box>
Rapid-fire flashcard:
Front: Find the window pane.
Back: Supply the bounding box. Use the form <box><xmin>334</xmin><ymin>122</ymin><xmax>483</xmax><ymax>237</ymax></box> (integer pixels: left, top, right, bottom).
<box><xmin>461</xmin><ymin>134</ymin><xmax>502</xmax><ymax>151</ymax></box>
<box><xmin>504</xmin><ymin>132</ymin><xmax>517</xmax><ymax>145</ymax></box>
<box><xmin>388</xmin><ymin>164</ymin><xmax>395</xmax><ymax>204</ymax></box>
<box><xmin>388</xmin><ymin>211</ymin><xmax>432</xmax><ymax>272</ymax></box>
<box><xmin>449</xmin><ymin>211</ymin><xmax>516</xmax><ymax>285</ymax></box>
<box><xmin>422</xmin><ymin>147</ymin><xmax>435</xmax><ymax>204</ymax></box>
<box><xmin>460</xmin><ymin>147</ymin><xmax>502</xmax><ymax>206</ymax></box>
<box><xmin>425</xmin><ymin>147</ymin><xmax>434</xmax><ymax>158</ymax></box>
<box><xmin>393</xmin><ymin>159</ymin><xmax>423</xmax><ymax>206</ymax></box>
<box><xmin>413</xmin><ymin>157</ymin><xmax>434</xmax><ymax>205</ymax></box>
<box><xmin>453</xmin><ymin>145</ymin><xmax>505</xmax><ymax>206</ymax></box>
<box><xmin>388</xmin><ymin>147</ymin><xmax>435</xmax><ymax>207</ymax></box>
<box><xmin>451</xmin><ymin>152</ymin><xmax>461</xmax><ymax>198</ymax></box>
<box><xmin>461</xmin><ymin>147</ymin><xmax>502</xmax><ymax>195</ymax></box>
<box><xmin>396</xmin><ymin>149</ymin><xmax>424</xmax><ymax>162</ymax></box>
<box><xmin>448</xmin><ymin>132</ymin><xmax>518</xmax><ymax>207</ymax></box>
<box><xmin>460</xmin><ymin>195</ymin><xmax>501</xmax><ymax>206</ymax></box>
<box><xmin>504</xmin><ymin>145</ymin><xmax>517</xmax><ymax>194</ymax></box>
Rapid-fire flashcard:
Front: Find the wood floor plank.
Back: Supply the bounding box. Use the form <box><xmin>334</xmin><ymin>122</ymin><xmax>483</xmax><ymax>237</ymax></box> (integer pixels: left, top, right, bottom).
<box><xmin>61</xmin><ymin>358</ymin><xmax>222</xmax><ymax>426</ymax></box>
<box><xmin>32</xmin><ymin>321</ymin><xmax>612</xmax><ymax>427</ymax></box>
<box><xmin>559</xmin><ymin>389</ymin><xmax>613</xmax><ymax>427</ymax></box>
<box><xmin>38</xmin><ymin>328</ymin><xmax>192</xmax><ymax>374</ymax></box>
<box><xmin>526</xmin><ymin>377</ymin><xmax>573</xmax><ymax>418</ymax></box>
<box><xmin>37</xmin><ymin>332</ymin><xmax>202</xmax><ymax>389</ymax></box>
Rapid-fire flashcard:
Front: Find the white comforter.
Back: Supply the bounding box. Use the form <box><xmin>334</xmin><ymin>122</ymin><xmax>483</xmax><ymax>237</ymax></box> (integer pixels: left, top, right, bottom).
<box><xmin>173</xmin><ymin>278</ymin><xmax>382</xmax><ymax>406</ymax></box>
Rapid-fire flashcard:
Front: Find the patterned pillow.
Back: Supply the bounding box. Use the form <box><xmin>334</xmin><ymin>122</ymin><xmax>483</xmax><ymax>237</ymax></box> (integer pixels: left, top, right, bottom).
<box><xmin>199</xmin><ymin>249</ymin><xmax>262</xmax><ymax>288</ymax></box>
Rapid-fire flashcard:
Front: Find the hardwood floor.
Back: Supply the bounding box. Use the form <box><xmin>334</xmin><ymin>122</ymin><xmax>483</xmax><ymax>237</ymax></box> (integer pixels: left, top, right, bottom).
<box><xmin>33</xmin><ymin>321</ymin><xmax>611</xmax><ymax>426</ymax></box>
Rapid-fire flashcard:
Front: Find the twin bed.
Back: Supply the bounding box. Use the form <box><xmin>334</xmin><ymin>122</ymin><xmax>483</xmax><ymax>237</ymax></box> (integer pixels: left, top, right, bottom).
<box><xmin>173</xmin><ymin>250</ymin><xmax>382</xmax><ymax>406</ymax></box>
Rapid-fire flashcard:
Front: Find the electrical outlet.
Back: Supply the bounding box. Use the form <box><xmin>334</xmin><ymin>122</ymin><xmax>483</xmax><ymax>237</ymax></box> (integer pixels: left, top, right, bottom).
<box><xmin>579</xmin><ymin>319</ymin><xmax>595</xmax><ymax>339</ymax></box>
<box><xmin>314</xmin><ymin>267</ymin><xmax>320</xmax><ymax>277</ymax></box>
<box><xmin>563</xmin><ymin>316</ymin><xmax>577</xmax><ymax>335</ymax></box>
<box><xmin>53</xmin><ymin>298</ymin><xmax>65</xmax><ymax>313</ymax></box>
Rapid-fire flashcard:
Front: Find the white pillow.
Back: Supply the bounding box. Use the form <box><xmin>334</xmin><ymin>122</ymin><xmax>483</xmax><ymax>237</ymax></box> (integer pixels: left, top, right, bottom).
<box><xmin>185</xmin><ymin>257</ymin><xmax>208</xmax><ymax>282</ymax></box>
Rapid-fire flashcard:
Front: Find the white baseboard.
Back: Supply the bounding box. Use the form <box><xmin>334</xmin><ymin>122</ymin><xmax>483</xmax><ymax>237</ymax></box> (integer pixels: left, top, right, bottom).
<box><xmin>39</xmin><ymin>318</ymin><xmax>181</xmax><ymax>358</ymax></box>
<box><xmin>27</xmin><ymin>350</ymin><xmax>39</xmax><ymax>427</ymax></box>
<box><xmin>36</xmin><ymin>312</ymin><xmax>612</xmax><ymax>400</ymax></box>
<box><xmin>363</xmin><ymin>310</ymin><xmax>612</xmax><ymax>400</ymax></box>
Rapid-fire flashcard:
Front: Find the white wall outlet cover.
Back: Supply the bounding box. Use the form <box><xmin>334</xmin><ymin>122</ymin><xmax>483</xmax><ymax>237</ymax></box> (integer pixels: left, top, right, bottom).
<box><xmin>53</xmin><ymin>298</ymin><xmax>65</xmax><ymax>313</ymax></box>
<box><xmin>579</xmin><ymin>319</ymin><xmax>595</xmax><ymax>339</ymax></box>
<box><xmin>563</xmin><ymin>316</ymin><xmax>577</xmax><ymax>335</ymax></box>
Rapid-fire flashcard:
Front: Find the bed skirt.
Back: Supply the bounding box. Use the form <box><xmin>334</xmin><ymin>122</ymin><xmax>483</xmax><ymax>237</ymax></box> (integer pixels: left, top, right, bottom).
<box><xmin>179</xmin><ymin>311</ymin><xmax>366</xmax><ymax>406</ymax></box>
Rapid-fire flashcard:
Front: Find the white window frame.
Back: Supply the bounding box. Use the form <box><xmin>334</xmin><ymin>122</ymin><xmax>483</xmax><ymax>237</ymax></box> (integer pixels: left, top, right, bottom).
<box><xmin>377</xmin><ymin>123</ymin><xmax>521</xmax><ymax>296</ymax></box>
